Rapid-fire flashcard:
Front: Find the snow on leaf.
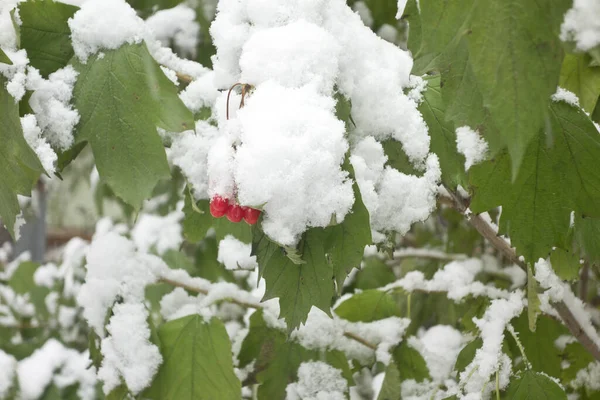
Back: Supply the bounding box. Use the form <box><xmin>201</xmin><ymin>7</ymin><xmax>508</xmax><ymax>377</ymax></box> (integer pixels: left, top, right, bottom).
<box><xmin>70</xmin><ymin>42</ymin><xmax>194</xmax><ymax>209</ymax></box>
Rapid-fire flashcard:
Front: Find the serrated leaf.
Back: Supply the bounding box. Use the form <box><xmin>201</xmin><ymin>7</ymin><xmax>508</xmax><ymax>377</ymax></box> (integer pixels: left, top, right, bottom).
<box><xmin>71</xmin><ymin>43</ymin><xmax>194</xmax><ymax>209</ymax></box>
<box><xmin>18</xmin><ymin>0</ymin><xmax>78</xmax><ymax>77</ymax></box>
<box><xmin>467</xmin><ymin>0</ymin><xmax>569</xmax><ymax>173</ymax></box>
<box><xmin>505</xmin><ymin>370</ymin><xmax>567</xmax><ymax>399</ymax></box>
<box><xmin>253</xmin><ymin>227</ymin><xmax>333</xmax><ymax>331</ymax></box>
<box><xmin>419</xmin><ymin>75</ymin><xmax>466</xmax><ymax>187</ymax></box>
<box><xmin>144</xmin><ymin>315</ymin><xmax>241</xmax><ymax>400</ymax></box>
<box><xmin>454</xmin><ymin>338</ymin><xmax>482</xmax><ymax>373</ymax></box>
<box><xmin>0</xmin><ymin>76</ymin><xmax>44</xmax><ymax>236</ymax></box>
<box><xmin>549</xmin><ymin>248</ymin><xmax>581</xmax><ymax>281</ymax></box>
<box><xmin>559</xmin><ymin>53</ymin><xmax>600</xmax><ymax>114</ymax></box>
<box><xmin>334</xmin><ymin>290</ymin><xmax>401</xmax><ymax>322</ymax></box>
<box><xmin>393</xmin><ymin>341</ymin><xmax>430</xmax><ymax>382</ymax></box>
<box><xmin>326</xmin><ymin>163</ymin><xmax>372</xmax><ymax>292</ymax></box>
<box><xmin>0</xmin><ymin>48</ymin><xmax>12</xmax><ymax>65</ymax></box>
<box><xmin>510</xmin><ymin>313</ymin><xmax>566</xmax><ymax>378</ymax></box>
<box><xmin>470</xmin><ymin>101</ymin><xmax>600</xmax><ymax>262</ymax></box>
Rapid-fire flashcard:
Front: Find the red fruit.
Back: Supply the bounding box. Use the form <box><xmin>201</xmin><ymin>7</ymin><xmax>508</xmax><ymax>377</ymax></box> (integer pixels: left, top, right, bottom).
<box><xmin>211</xmin><ymin>196</ymin><xmax>229</xmax><ymax>213</ymax></box>
<box><xmin>210</xmin><ymin>201</ymin><xmax>227</xmax><ymax>218</ymax></box>
<box><xmin>226</xmin><ymin>204</ymin><xmax>244</xmax><ymax>223</ymax></box>
<box><xmin>243</xmin><ymin>207</ymin><xmax>261</xmax><ymax>225</ymax></box>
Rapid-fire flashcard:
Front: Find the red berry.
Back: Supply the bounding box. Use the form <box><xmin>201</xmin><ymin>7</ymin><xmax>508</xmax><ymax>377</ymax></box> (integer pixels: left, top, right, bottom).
<box><xmin>226</xmin><ymin>204</ymin><xmax>244</xmax><ymax>223</ymax></box>
<box><xmin>211</xmin><ymin>196</ymin><xmax>229</xmax><ymax>213</ymax></box>
<box><xmin>243</xmin><ymin>207</ymin><xmax>261</xmax><ymax>225</ymax></box>
<box><xmin>210</xmin><ymin>201</ymin><xmax>227</xmax><ymax>218</ymax></box>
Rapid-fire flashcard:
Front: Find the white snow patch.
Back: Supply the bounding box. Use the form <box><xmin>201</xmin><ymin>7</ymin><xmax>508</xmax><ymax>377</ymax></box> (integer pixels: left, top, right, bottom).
<box><xmin>456</xmin><ymin>126</ymin><xmax>488</xmax><ymax>170</ymax></box>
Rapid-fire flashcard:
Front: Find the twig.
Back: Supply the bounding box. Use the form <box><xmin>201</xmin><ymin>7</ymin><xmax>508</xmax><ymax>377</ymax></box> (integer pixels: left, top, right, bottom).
<box><xmin>387</xmin><ymin>248</ymin><xmax>468</xmax><ymax>264</ymax></box>
<box><xmin>580</xmin><ymin>262</ymin><xmax>590</xmax><ymax>302</ymax></box>
<box><xmin>445</xmin><ymin>186</ymin><xmax>600</xmax><ymax>362</ymax></box>
<box><xmin>175</xmin><ymin>71</ymin><xmax>193</xmax><ymax>84</ymax></box>
<box><xmin>159</xmin><ymin>277</ymin><xmax>378</xmax><ymax>351</ymax></box>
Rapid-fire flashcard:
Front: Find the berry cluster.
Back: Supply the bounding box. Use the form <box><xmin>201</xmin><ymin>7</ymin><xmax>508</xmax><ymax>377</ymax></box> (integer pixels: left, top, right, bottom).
<box><xmin>209</xmin><ymin>196</ymin><xmax>261</xmax><ymax>225</ymax></box>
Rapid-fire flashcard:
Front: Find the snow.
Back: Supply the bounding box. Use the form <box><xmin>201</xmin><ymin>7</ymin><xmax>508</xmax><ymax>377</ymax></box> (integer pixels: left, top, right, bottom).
<box><xmin>167</xmin><ymin>122</ymin><xmax>220</xmax><ymax>200</ymax></box>
<box><xmin>286</xmin><ymin>361</ymin><xmax>347</xmax><ymax>400</ymax></box>
<box><xmin>234</xmin><ymin>82</ymin><xmax>354</xmax><ymax>245</ymax></box>
<box><xmin>456</xmin><ymin>126</ymin><xmax>488</xmax><ymax>170</ymax></box>
<box><xmin>416</xmin><ymin>325</ymin><xmax>464</xmax><ymax>381</ymax></box>
<box><xmin>26</xmin><ymin>66</ymin><xmax>80</xmax><ymax>151</ymax></box>
<box><xmin>68</xmin><ymin>0</ymin><xmax>146</xmax><ymax>62</ymax></box>
<box><xmin>21</xmin><ymin>114</ymin><xmax>57</xmax><ymax>175</ymax></box>
<box><xmin>146</xmin><ymin>4</ymin><xmax>199</xmax><ymax>58</ymax></box>
<box><xmin>33</xmin><ymin>262</ymin><xmax>60</xmax><ymax>288</ymax></box>
<box><xmin>352</xmin><ymin>2</ymin><xmax>373</xmax><ymax>27</ymax></box>
<box><xmin>98</xmin><ymin>303</ymin><xmax>162</xmax><ymax>394</ymax></box>
<box><xmin>0</xmin><ymin>1</ymin><xmax>19</xmax><ymax>50</ymax></box>
<box><xmin>131</xmin><ymin>208</ymin><xmax>184</xmax><ymax>255</ymax></box>
<box><xmin>17</xmin><ymin>339</ymin><xmax>96</xmax><ymax>400</ymax></box>
<box><xmin>239</xmin><ymin>21</ymin><xmax>340</xmax><ymax>94</ymax></box>
<box><xmin>0</xmin><ymin>350</ymin><xmax>16</xmax><ymax>399</ymax></box>
<box><xmin>397</xmin><ymin>0</ymin><xmax>409</xmax><ymax>18</ymax></box>
<box><xmin>218</xmin><ymin>235</ymin><xmax>258</xmax><ymax>270</ymax></box>
<box><xmin>560</xmin><ymin>0</ymin><xmax>600</xmax><ymax>51</ymax></box>
<box><xmin>406</xmin><ymin>75</ymin><xmax>427</xmax><ymax>104</ymax></box>
<box><xmin>0</xmin><ymin>49</ymin><xmax>28</xmax><ymax>101</ymax></box>
<box><xmin>377</xmin><ymin>24</ymin><xmax>398</xmax><ymax>43</ymax></box>
<box><xmin>552</xmin><ymin>87</ymin><xmax>581</xmax><ymax>107</ymax></box>
<box><xmin>178</xmin><ymin>71</ymin><xmax>219</xmax><ymax>113</ymax></box>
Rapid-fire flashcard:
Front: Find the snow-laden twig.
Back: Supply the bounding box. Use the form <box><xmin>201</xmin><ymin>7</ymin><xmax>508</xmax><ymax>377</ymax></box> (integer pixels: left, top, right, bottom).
<box><xmin>445</xmin><ymin>186</ymin><xmax>600</xmax><ymax>361</ymax></box>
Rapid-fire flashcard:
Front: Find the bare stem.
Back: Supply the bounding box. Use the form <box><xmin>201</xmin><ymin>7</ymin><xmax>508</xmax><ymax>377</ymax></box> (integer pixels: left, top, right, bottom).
<box><xmin>159</xmin><ymin>277</ymin><xmax>378</xmax><ymax>350</ymax></box>
<box><xmin>445</xmin><ymin>186</ymin><xmax>600</xmax><ymax>362</ymax></box>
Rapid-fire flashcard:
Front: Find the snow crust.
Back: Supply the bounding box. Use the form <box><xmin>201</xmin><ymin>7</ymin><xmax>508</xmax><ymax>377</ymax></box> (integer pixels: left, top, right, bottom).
<box><xmin>146</xmin><ymin>4</ymin><xmax>199</xmax><ymax>58</ymax></box>
<box><xmin>218</xmin><ymin>235</ymin><xmax>258</xmax><ymax>270</ymax></box>
<box><xmin>552</xmin><ymin>87</ymin><xmax>581</xmax><ymax>108</ymax></box>
<box><xmin>21</xmin><ymin>115</ymin><xmax>57</xmax><ymax>175</ymax></box>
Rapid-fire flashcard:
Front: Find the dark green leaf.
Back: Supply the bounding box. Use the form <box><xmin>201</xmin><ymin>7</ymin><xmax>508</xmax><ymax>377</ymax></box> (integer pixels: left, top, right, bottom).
<box><xmin>334</xmin><ymin>290</ymin><xmax>401</xmax><ymax>322</ymax></box>
<box><xmin>392</xmin><ymin>341</ymin><xmax>430</xmax><ymax>382</ymax></box>
<box><xmin>419</xmin><ymin>75</ymin><xmax>466</xmax><ymax>187</ymax></box>
<box><xmin>145</xmin><ymin>315</ymin><xmax>241</xmax><ymax>400</ymax></box>
<box><xmin>562</xmin><ymin>342</ymin><xmax>595</xmax><ymax>382</ymax></box>
<box><xmin>253</xmin><ymin>227</ymin><xmax>333</xmax><ymax>331</ymax></box>
<box><xmin>575</xmin><ymin>217</ymin><xmax>600</xmax><ymax>264</ymax></box>
<box><xmin>18</xmin><ymin>0</ymin><xmax>78</xmax><ymax>77</ymax></box>
<box><xmin>377</xmin><ymin>363</ymin><xmax>401</xmax><ymax>400</ymax></box>
<box><xmin>504</xmin><ymin>370</ymin><xmax>567</xmax><ymax>399</ymax></box>
<box><xmin>454</xmin><ymin>338</ymin><xmax>482</xmax><ymax>373</ymax></box>
<box><xmin>182</xmin><ymin>191</ymin><xmax>211</xmax><ymax>242</ymax></box>
<box><xmin>71</xmin><ymin>43</ymin><xmax>194</xmax><ymax>209</ymax></box>
<box><xmin>467</xmin><ymin>0</ymin><xmax>569</xmax><ymax>172</ymax></box>
<box><xmin>0</xmin><ymin>47</ymin><xmax>12</xmax><ymax>65</ymax></box>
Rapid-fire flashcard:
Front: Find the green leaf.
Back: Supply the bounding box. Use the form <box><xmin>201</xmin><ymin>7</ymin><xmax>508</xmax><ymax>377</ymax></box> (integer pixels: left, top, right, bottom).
<box><xmin>0</xmin><ymin>76</ymin><xmax>44</xmax><ymax>236</ymax></box>
<box><xmin>392</xmin><ymin>341</ymin><xmax>430</xmax><ymax>382</ymax></box>
<box><xmin>348</xmin><ymin>256</ymin><xmax>396</xmax><ymax>291</ymax></box>
<box><xmin>253</xmin><ymin>227</ymin><xmax>333</xmax><ymax>331</ymax></box>
<box><xmin>182</xmin><ymin>190</ymin><xmax>211</xmax><ymax>242</ymax></box>
<box><xmin>71</xmin><ymin>43</ymin><xmax>194</xmax><ymax>209</ymax></box>
<box><xmin>549</xmin><ymin>248</ymin><xmax>581</xmax><ymax>281</ymax></box>
<box><xmin>562</xmin><ymin>342</ymin><xmax>595</xmax><ymax>382</ymax></box>
<box><xmin>18</xmin><ymin>0</ymin><xmax>78</xmax><ymax>77</ymax></box>
<box><xmin>419</xmin><ymin>75</ymin><xmax>466</xmax><ymax>187</ymax></box>
<box><xmin>0</xmin><ymin>47</ymin><xmax>12</xmax><ymax>65</ymax></box>
<box><xmin>382</xmin><ymin>139</ymin><xmax>419</xmax><ymax>175</ymax></box>
<box><xmin>334</xmin><ymin>290</ymin><xmax>401</xmax><ymax>322</ymax></box>
<box><xmin>8</xmin><ymin>261</ymin><xmax>50</xmax><ymax>319</ymax></box>
<box><xmin>106</xmin><ymin>385</ymin><xmax>130</xmax><ymax>400</ymax></box>
<box><xmin>145</xmin><ymin>315</ymin><xmax>241</xmax><ymax>400</ymax></box>
<box><xmin>527</xmin><ymin>266</ymin><xmax>541</xmax><ymax>331</ymax></box>
<box><xmin>504</xmin><ymin>370</ymin><xmax>567</xmax><ymax>399</ymax></box>
<box><xmin>510</xmin><ymin>313</ymin><xmax>566</xmax><ymax>378</ymax></box>
<box><xmin>470</xmin><ymin>101</ymin><xmax>600</xmax><ymax>262</ymax></box>
<box><xmin>575</xmin><ymin>216</ymin><xmax>600</xmax><ymax>264</ymax></box>
<box><xmin>559</xmin><ymin>53</ymin><xmax>600</xmax><ymax>113</ymax></box>
<box><xmin>377</xmin><ymin>363</ymin><xmax>401</xmax><ymax>400</ymax></box>
<box><xmin>326</xmin><ymin>163</ymin><xmax>372</xmax><ymax>293</ymax></box>
<box><xmin>467</xmin><ymin>0</ymin><xmax>569</xmax><ymax>172</ymax></box>
<box><xmin>454</xmin><ymin>338</ymin><xmax>482</xmax><ymax>373</ymax></box>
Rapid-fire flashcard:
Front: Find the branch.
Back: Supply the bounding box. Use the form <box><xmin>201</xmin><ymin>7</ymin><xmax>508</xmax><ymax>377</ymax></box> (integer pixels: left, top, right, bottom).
<box><xmin>159</xmin><ymin>277</ymin><xmax>378</xmax><ymax>351</ymax></box>
<box><xmin>388</xmin><ymin>248</ymin><xmax>468</xmax><ymax>264</ymax></box>
<box><xmin>445</xmin><ymin>186</ymin><xmax>600</xmax><ymax>361</ymax></box>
